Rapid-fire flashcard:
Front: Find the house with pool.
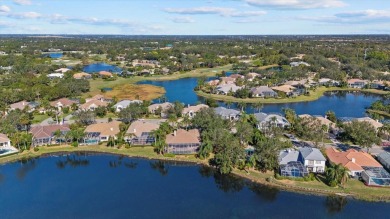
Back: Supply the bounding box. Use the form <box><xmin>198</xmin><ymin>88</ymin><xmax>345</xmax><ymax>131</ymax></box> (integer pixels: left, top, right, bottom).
<box><xmin>0</xmin><ymin>133</ymin><xmax>18</xmax><ymax>156</ymax></box>
<box><xmin>326</xmin><ymin>147</ymin><xmax>390</xmax><ymax>187</ymax></box>
<box><xmin>165</xmin><ymin>129</ymin><xmax>201</xmax><ymax>154</ymax></box>
<box><xmin>125</xmin><ymin>119</ymin><xmax>164</xmax><ymax>145</ymax></box>
<box><xmin>30</xmin><ymin>124</ymin><xmax>70</xmax><ymax>146</ymax></box>
<box><xmin>83</xmin><ymin>121</ymin><xmax>121</xmax><ymax>144</ymax></box>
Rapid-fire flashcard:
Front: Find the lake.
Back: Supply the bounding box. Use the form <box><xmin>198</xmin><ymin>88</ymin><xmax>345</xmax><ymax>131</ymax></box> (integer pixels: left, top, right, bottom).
<box><xmin>42</xmin><ymin>53</ymin><xmax>63</xmax><ymax>58</ymax></box>
<box><xmin>138</xmin><ymin>77</ymin><xmax>382</xmax><ymax>117</ymax></box>
<box><xmin>83</xmin><ymin>63</ymin><xmax>122</xmax><ymax>73</ymax></box>
<box><xmin>0</xmin><ymin>153</ymin><xmax>388</xmax><ymax>219</ymax></box>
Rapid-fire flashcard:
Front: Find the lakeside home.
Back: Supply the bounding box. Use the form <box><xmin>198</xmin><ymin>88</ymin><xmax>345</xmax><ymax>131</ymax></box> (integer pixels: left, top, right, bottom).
<box><xmin>182</xmin><ymin>104</ymin><xmax>209</xmax><ymax>118</ymax></box>
<box><xmin>148</xmin><ymin>102</ymin><xmax>173</xmax><ymax>116</ymax></box>
<box><xmin>114</xmin><ymin>100</ymin><xmax>143</xmax><ymax>112</ymax></box>
<box><xmin>250</xmin><ymin>86</ymin><xmax>277</xmax><ymax>98</ymax></box>
<box><xmin>0</xmin><ymin>133</ymin><xmax>11</xmax><ymax>148</ymax></box>
<box><xmin>216</xmin><ymin>84</ymin><xmax>242</xmax><ymax>95</ymax></box>
<box><xmin>84</xmin><ymin>121</ymin><xmax>121</xmax><ymax>144</ymax></box>
<box><xmin>125</xmin><ymin>119</ymin><xmax>164</xmax><ymax>145</ymax></box>
<box><xmin>30</xmin><ymin>124</ymin><xmax>70</xmax><ymax>147</ymax></box>
<box><xmin>347</xmin><ymin>79</ymin><xmax>368</xmax><ymax>89</ymax></box>
<box><xmin>165</xmin><ymin>129</ymin><xmax>201</xmax><ymax>154</ymax></box>
<box><xmin>214</xmin><ymin>107</ymin><xmax>240</xmax><ymax>121</ymax></box>
<box><xmin>254</xmin><ymin>113</ymin><xmax>290</xmax><ymax>130</ymax></box>
<box><xmin>73</xmin><ymin>72</ymin><xmax>92</xmax><ymax>80</ymax></box>
<box><xmin>271</xmin><ymin>85</ymin><xmax>296</xmax><ymax>97</ymax></box>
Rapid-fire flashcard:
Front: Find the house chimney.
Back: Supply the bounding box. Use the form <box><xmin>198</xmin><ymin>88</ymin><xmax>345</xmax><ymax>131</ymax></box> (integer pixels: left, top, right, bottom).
<box><xmin>351</xmin><ymin>158</ymin><xmax>356</xmax><ymax>163</ymax></box>
<box><xmin>110</xmin><ymin>128</ymin><xmax>113</xmax><ymax>131</ymax></box>
<box><xmin>174</xmin><ymin>130</ymin><xmax>177</xmax><ymax>136</ymax></box>
<box><xmin>133</xmin><ymin>129</ymin><xmax>136</xmax><ymax>133</ymax></box>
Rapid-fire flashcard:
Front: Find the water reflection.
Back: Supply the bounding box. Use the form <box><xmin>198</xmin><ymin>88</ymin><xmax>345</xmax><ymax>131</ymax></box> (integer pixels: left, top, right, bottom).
<box><xmin>56</xmin><ymin>154</ymin><xmax>90</xmax><ymax>169</ymax></box>
<box><xmin>17</xmin><ymin>158</ymin><xmax>37</xmax><ymax>180</ymax></box>
<box><xmin>325</xmin><ymin>195</ymin><xmax>348</xmax><ymax>214</ymax></box>
<box><xmin>150</xmin><ymin>161</ymin><xmax>169</xmax><ymax>176</ymax></box>
<box><xmin>0</xmin><ymin>173</ymin><xmax>4</xmax><ymax>184</ymax></box>
<box><xmin>248</xmin><ymin>183</ymin><xmax>279</xmax><ymax>202</ymax></box>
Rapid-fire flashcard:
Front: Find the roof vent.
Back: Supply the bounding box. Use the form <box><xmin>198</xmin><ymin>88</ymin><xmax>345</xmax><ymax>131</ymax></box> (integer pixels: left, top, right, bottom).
<box><xmin>351</xmin><ymin>158</ymin><xmax>356</xmax><ymax>163</ymax></box>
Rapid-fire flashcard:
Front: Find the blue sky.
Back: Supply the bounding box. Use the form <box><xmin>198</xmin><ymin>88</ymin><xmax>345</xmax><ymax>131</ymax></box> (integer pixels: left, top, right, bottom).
<box><xmin>0</xmin><ymin>0</ymin><xmax>389</xmax><ymax>34</ymax></box>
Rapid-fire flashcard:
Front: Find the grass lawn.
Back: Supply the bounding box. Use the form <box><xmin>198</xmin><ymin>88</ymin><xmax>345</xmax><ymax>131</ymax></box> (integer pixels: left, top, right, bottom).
<box><xmin>32</xmin><ymin>114</ymin><xmax>50</xmax><ymax>124</ymax></box>
<box><xmin>196</xmin><ymin>87</ymin><xmax>390</xmax><ymax>104</ymax></box>
<box><xmin>366</xmin><ymin>109</ymin><xmax>390</xmax><ymax>118</ymax></box>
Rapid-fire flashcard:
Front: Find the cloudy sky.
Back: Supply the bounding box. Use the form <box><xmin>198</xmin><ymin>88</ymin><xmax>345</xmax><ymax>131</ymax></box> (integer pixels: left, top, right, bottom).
<box><xmin>0</xmin><ymin>0</ymin><xmax>389</xmax><ymax>34</ymax></box>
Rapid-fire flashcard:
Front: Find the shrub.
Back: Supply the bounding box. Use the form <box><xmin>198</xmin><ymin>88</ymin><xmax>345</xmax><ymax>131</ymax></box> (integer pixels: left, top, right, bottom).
<box><xmin>33</xmin><ymin>147</ymin><xmax>39</xmax><ymax>152</ymax></box>
<box><xmin>71</xmin><ymin>142</ymin><xmax>79</xmax><ymax>147</ymax></box>
<box><xmin>125</xmin><ymin>145</ymin><xmax>131</xmax><ymax>149</ymax></box>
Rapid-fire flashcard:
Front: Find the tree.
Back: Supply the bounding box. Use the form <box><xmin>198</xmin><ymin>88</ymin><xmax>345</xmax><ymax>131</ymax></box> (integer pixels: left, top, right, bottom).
<box><xmin>326</xmin><ymin>110</ymin><xmax>337</xmax><ymax>123</ymax></box>
<box><xmin>237</xmin><ymin>101</ymin><xmax>247</xmax><ymax>112</ymax></box>
<box><xmin>75</xmin><ymin>110</ymin><xmax>95</xmax><ymax>126</ymax></box>
<box><xmin>253</xmin><ymin>137</ymin><xmax>291</xmax><ymax>172</ymax></box>
<box><xmin>118</xmin><ymin>103</ymin><xmax>145</xmax><ymax>124</ymax></box>
<box><xmin>151</xmin><ymin>122</ymin><xmax>173</xmax><ymax>154</ymax></box>
<box><xmin>341</xmin><ymin>121</ymin><xmax>381</xmax><ymax>152</ymax></box>
<box><xmin>326</xmin><ymin>163</ymin><xmax>349</xmax><ymax>186</ymax></box>
<box><xmin>253</xmin><ymin>102</ymin><xmax>263</xmax><ymax>113</ymax></box>
<box><xmin>95</xmin><ymin>106</ymin><xmax>107</xmax><ymax>118</ymax></box>
<box><xmin>235</xmin><ymin>119</ymin><xmax>253</xmax><ymax>146</ymax></box>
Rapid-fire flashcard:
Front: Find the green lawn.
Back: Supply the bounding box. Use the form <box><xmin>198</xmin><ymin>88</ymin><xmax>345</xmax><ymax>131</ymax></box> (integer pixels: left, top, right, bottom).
<box><xmin>32</xmin><ymin>114</ymin><xmax>50</xmax><ymax>124</ymax></box>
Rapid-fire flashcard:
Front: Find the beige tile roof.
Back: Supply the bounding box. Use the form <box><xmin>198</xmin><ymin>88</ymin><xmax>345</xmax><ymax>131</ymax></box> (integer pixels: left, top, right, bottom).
<box><xmin>166</xmin><ymin>129</ymin><xmax>200</xmax><ymax>144</ymax></box>
<box><xmin>73</xmin><ymin>72</ymin><xmax>91</xmax><ymax>79</ymax></box>
<box><xmin>182</xmin><ymin>104</ymin><xmax>209</xmax><ymax>114</ymax></box>
<box><xmin>99</xmin><ymin>71</ymin><xmax>113</xmax><ymax>77</ymax></box>
<box><xmin>271</xmin><ymin>85</ymin><xmax>296</xmax><ymax>93</ymax></box>
<box><xmin>0</xmin><ymin>133</ymin><xmax>10</xmax><ymax>142</ymax></box>
<box><xmin>50</xmin><ymin>98</ymin><xmax>77</xmax><ymax>107</ymax></box>
<box><xmin>355</xmin><ymin>117</ymin><xmax>383</xmax><ymax>130</ymax></box>
<box><xmin>81</xmin><ymin>99</ymin><xmax>108</xmax><ymax>110</ymax></box>
<box><xmin>126</xmin><ymin>120</ymin><xmax>160</xmax><ymax>138</ymax></box>
<box><xmin>326</xmin><ymin>147</ymin><xmax>382</xmax><ymax>172</ymax></box>
<box><xmin>30</xmin><ymin>124</ymin><xmax>70</xmax><ymax>139</ymax></box>
<box><xmin>10</xmin><ymin>101</ymin><xmax>30</xmax><ymax>110</ymax></box>
<box><xmin>85</xmin><ymin>121</ymin><xmax>121</xmax><ymax>137</ymax></box>
<box><xmin>148</xmin><ymin>102</ymin><xmax>173</xmax><ymax>112</ymax></box>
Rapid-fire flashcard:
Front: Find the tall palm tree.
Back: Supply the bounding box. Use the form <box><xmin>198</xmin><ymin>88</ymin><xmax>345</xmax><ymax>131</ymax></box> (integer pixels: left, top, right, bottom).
<box><xmin>237</xmin><ymin>101</ymin><xmax>247</xmax><ymax>112</ymax></box>
<box><xmin>326</xmin><ymin>163</ymin><xmax>349</xmax><ymax>186</ymax></box>
<box><xmin>253</xmin><ymin>102</ymin><xmax>263</xmax><ymax>113</ymax></box>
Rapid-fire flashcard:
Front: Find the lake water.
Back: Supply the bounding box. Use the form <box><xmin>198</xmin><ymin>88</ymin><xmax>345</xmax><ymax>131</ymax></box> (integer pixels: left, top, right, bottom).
<box><xmin>0</xmin><ymin>153</ymin><xmax>388</xmax><ymax>219</ymax></box>
<box><xmin>138</xmin><ymin>77</ymin><xmax>382</xmax><ymax>117</ymax></box>
<box><xmin>83</xmin><ymin>63</ymin><xmax>122</xmax><ymax>73</ymax></box>
<box><xmin>42</xmin><ymin>53</ymin><xmax>63</xmax><ymax>58</ymax></box>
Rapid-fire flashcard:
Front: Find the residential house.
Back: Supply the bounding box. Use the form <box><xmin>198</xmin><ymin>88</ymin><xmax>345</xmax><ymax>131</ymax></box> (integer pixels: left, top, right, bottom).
<box><xmin>73</xmin><ymin>72</ymin><xmax>92</xmax><ymax>80</ymax></box>
<box><xmin>229</xmin><ymin>74</ymin><xmax>245</xmax><ymax>80</ymax></box>
<box><xmin>298</xmin><ymin>114</ymin><xmax>336</xmax><ymax>132</ymax></box>
<box><xmin>214</xmin><ymin>107</ymin><xmax>240</xmax><ymax>121</ymax></box>
<box><xmin>50</xmin><ymin>98</ymin><xmax>78</xmax><ymax>111</ymax></box>
<box><xmin>182</xmin><ymin>104</ymin><xmax>209</xmax><ymax>118</ymax></box>
<box><xmin>254</xmin><ymin>113</ymin><xmax>290</xmax><ymax>130</ymax></box>
<box><xmin>377</xmin><ymin>152</ymin><xmax>390</xmax><ymax>170</ymax></box>
<box><xmin>148</xmin><ymin>102</ymin><xmax>173</xmax><ymax>117</ymax></box>
<box><xmin>290</xmin><ymin>61</ymin><xmax>310</xmax><ymax>67</ymax></box>
<box><xmin>125</xmin><ymin>119</ymin><xmax>164</xmax><ymax>145</ymax></box>
<box><xmin>216</xmin><ymin>84</ymin><xmax>242</xmax><ymax>95</ymax></box>
<box><xmin>219</xmin><ymin>77</ymin><xmax>236</xmax><ymax>84</ymax></box>
<box><xmin>47</xmin><ymin>73</ymin><xmax>64</xmax><ymax>79</ymax></box>
<box><xmin>250</xmin><ymin>86</ymin><xmax>277</xmax><ymax>98</ymax></box>
<box><xmin>342</xmin><ymin>117</ymin><xmax>383</xmax><ymax>131</ymax></box>
<box><xmin>271</xmin><ymin>85</ymin><xmax>296</xmax><ymax>97</ymax></box>
<box><xmin>55</xmin><ymin>68</ymin><xmax>71</xmax><ymax>73</ymax></box>
<box><xmin>207</xmin><ymin>79</ymin><xmax>220</xmax><ymax>86</ymax></box>
<box><xmin>278</xmin><ymin>149</ymin><xmax>309</xmax><ymax>177</ymax></box>
<box><xmin>114</xmin><ymin>100</ymin><xmax>143</xmax><ymax>112</ymax></box>
<box><xmin>325</xmin><ymin>147</ymin><xmax>383</xmax><ymax>177</ymax></box>
<box><xmin>9</xmin><ymin>101</ymin><xmax>38</xmax><ymax>112</ymax></box>
<box><xmin>0</xmin><ymin>133</ymin><xmax>11</xmax><ymax>148</ymax></box>
<box><xmin>298</xmin><ymin>147</ymin><xmax>326</xmax><ymax>173</ymax></box>
<box><xmin>370</xmin><ymin>80</ymin><xmax>389</xmax><ymax>90</ymax></box>
<box><xmin>246</xmin><ymin>72</ymin><xmax>260</xmax><ymax>81</ymax></box>
<box><xmin>165</xmin><ymin>129</ymin><xmax>201</xmax><ymax>154</ymax></box>
<box><xmin>319</xmin><ymin>78</ymin><xmax>340</xmax><ymax>87</ymax></box>
<box><xmin>99</xmin><ymin>71</ymin><xmax>113</xmax><ymax>78</ymax></box>
<box><xmin>80</xmin><ymin>96</ymin><xmax>108</xmax><ymax>111</ymax></box>
<box><xmin>347</xmin><ymin>79</ymin><xmax>368</xmax><ymax>88</ymax></box>
<box><xmin>30</xmin><ymin>124</ymin><xmax>70</xmax><ymax>146</ymax></box>
<box><xmin>84</xmin><ymin>121</ymin><xmax>121</xmax><ymax>144</ymax></box>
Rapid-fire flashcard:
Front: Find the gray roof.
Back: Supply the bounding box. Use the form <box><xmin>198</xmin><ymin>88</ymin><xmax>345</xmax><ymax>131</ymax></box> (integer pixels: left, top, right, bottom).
<box><xmin>216</xmin><ymin>84</ymin><xmax>241</xmax><ymax>93</ymax></box>
<box><xmin>278</xmin><ymin>149</ymin><xmax>299</xmax><ymax>165</ymax></box>
<box><xmin>378</xmin><ymin>152</ymin><xmax>390</xmax><ymax>165</ymax></box>
<box><xmin>214</xmin><ymin>107</ymin><xmax>240</xmax><ymax>118</ymax></box>
<box><xmin>114</xmin><ymin>100</ymin><xmax>143</xmax><ymax>108</ymax></box>
<box><xmin>250</xmin><ymin>86</ymin><xmax>276</xmax><ymax>95</ymax></box>
<box><xmin>254</xmin><ymin>113</ymin><xmax>289</xmax><ymax>125</ymax></box>
<box><xmin>298</xmin><ymin>147</ymin><xmax>326</xmax><ymax>161</ymax></box>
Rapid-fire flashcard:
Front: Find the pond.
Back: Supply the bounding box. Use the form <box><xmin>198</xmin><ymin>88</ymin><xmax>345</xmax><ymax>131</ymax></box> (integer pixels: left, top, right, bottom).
<box><xmin>42</xmin><ymin>53</ymin><xmax>63</xmax><ymax>58</ymax></box>
<box><xmin>83</xmin><ymin>63</ymin><xmax>122</xmax><ymax>73</ymax></box>
<box><xmin>0</xmin><ymin>153</ymin><xmax>388</xmax><ymax>218</ymax></box>
<box><xmin>138</xmin><ymin>77</ymin><xmax>383</xmax><ymax>117</ymax></box>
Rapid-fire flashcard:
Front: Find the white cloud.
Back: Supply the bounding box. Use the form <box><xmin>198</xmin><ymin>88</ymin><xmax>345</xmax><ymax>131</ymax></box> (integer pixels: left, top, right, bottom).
<box><xmin>0</xmin><ymin>21</ymin><xmax>14</xmax><ymax>27</ymax></box>
<box><xmin>299</xmin><ymin>9</ymin><xmax>390</xmax><ymax>24</ymax></box>
<box><xmin>164</xmin><ymin>7</ymin><xmax>266</xmax><ymax>18</ymax></box>
<box><xmin>8</xmin><ymin>11</ymin><xmax>41</xmax><ymax>19</ymax></box>
<box><xmin>13</xmin><ymin>0</ymin><xmax>32</xmax><ymax>6</ymax></box>
<box><xmin>170</xmin><ymin>16</ymin><xmax>195</xmax><ymax>23</ymax></box>
<box><xmin>245</xmin><ymin>0</ymin><xmax>346</xmax><ymax>9</ymax></box>
<box><xmin>0</xmin><ymin>5</ymin><xmax>11</xmax><ymax>13</ymax></box>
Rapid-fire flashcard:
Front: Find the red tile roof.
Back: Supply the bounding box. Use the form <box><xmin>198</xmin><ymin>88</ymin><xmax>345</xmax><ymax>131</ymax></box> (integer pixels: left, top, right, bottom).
<box><xmin>30</xmin><ymin>124</ymin><xmax>70</xmax><ymax>139</ymax></box>
<box><xmin>325</xmin><ymin>147</ymin><xmax>382</xmax><ymax>171</ymax></box>
<box><xmin>166</xmin><ymin>129</ymin><xmax>200</xmax><ymax>144</ymax></box>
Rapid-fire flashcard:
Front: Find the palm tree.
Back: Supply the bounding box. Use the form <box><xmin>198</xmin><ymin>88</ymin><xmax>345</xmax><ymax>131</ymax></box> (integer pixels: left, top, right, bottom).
<box><xmin>326</xmin><ymin>163</ymin><xmax>349</xmax><ymax>186</ymax></box>
<box><xmin>253</xmin><ymin>102</ymin><xmax>263</xmax><ymax>113</ymax></box>
<box><xmin>181</xmin><ymin>115</ymin><xmax>191</xmax><ymax>130</ymax></box>
<box><xmin>237</xmin><ymin>101</ymin><xmax>247</xmax><ymax>112</ymax></box>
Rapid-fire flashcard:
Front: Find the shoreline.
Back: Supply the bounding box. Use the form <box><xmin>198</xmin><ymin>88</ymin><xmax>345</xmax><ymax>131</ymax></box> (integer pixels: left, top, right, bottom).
<box><xmin>196</xmin><ymin>87</ymin><xmax>389</xmax><ymax>104</ymax></box>
<box><xmin>1</xmin><ymin>145</ymin><xmax>389</xmax><ymax>202</ymax></box>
